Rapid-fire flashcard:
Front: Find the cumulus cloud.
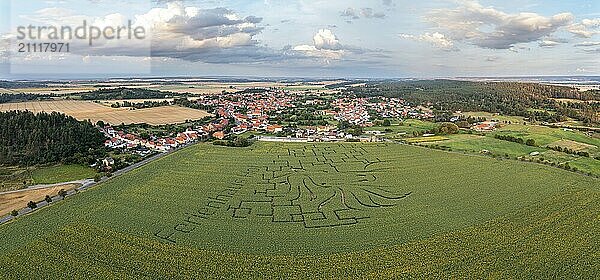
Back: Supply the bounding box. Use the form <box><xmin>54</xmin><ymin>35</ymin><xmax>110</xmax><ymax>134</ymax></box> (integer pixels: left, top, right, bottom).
<box><xmin>137</xmin><ymin>4</ymin><xmax>273</xmax><ymax>61</ymax></box>
<box><xmin>292</xmin><ymin>29</ymin><xmax>379</xmax><ymax>63</ymax></box>
<box><xmin>425</xmin><ymin>0</ymin><xmax>573</xmax><ymax>49</ymax></box>
<box><xmin>312</xmin><ymin>29</ymin><xmax>342</xmax><ymax>50</ymax></box>
<box><xmin>6</xmin><ymin>3</ymin><xmax>384</xmax><ymax>68</ymax></box>
<box><xmin>569</xmin><ymin>18</ymin><xmax>600</xmax><ymax>38</ymax></box>
<box><xmin>399</xmin><ymin>32</ymin><xmax>455</xmax><ymax>50</ymax></box>
<box><xmin>340</xmin><ymin>7</ymin><xmax>385</xmax><ymax>21</ymax></box>
<box><xmin>294</xmin><ymin>29</ymin><xmax>346</xmax><ymax>60</ymax></box>
<box><xmin>10</xmin><ymin>2</ymin><xmax>291</xmax><ymax>64</ymax></box>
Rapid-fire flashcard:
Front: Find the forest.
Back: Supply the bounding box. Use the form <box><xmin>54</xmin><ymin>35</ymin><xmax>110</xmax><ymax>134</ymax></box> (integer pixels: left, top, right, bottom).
<box><xmin>345</xmin><ymin>80</ymin><xmax>599</xmax><ymax>125</ymax></box>
<box><xmin>0</xmin><ymin>111</ymin><xmax>106</xmax><ymax>166</ymax></box>
<box><xmin>77</xmin><ymin>88</ymin><xmax>178</xmax><ymax>100</ymax></box>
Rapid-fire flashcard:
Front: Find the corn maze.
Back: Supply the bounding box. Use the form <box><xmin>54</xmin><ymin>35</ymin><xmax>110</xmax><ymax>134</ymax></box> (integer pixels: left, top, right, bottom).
<box><xmin>156</xmin><ymin>144</ymin><xmax>412</xmax><ymax>243</ymax></box>
<box><xmin>2</xmin><ymin>142</ymin><xmax>599</xmax><ymax>278</ymax></box>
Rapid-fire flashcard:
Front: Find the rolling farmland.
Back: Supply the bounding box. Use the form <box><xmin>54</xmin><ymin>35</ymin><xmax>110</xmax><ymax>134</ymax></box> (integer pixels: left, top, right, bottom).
<box><xmin>0</xmin><ymin>142</ymin><xmax>597</xmax><ymax>278</ymax></box>
<box><xmin>0</xmin><ymin>100</ymin><xmax>212</xmax><ymax>125</ymax></box>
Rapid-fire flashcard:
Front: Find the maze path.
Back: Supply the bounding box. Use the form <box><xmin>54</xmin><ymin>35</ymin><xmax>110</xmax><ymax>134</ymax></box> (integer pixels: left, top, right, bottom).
<box><xmin>226</xmin><ymin>144</ymin><xmax>411</xmax><ymax>229</ymax></box>
<box><xmin>156</xmin><ymin>144</ymin><xmax>412</xmax><ymax>242</ymax></box>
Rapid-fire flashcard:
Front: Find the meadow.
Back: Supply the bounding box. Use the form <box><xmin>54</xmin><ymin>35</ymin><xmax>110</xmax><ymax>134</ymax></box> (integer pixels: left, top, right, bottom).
<box><xmin>0</xmin><ymin>100</ymin><xmax>212</xmax><ymax>125</ymax></box>
<box><xmin>0</xmin><ymin>142</ymin><xmax>597</xmax><ymax>278</ymax></box>
<box><xmin>422</xmin><ymin>121</ymin><xmax>600</xmax><ymax>176</ymax></box>
<box><xmin>30</xmin><ymin>165</ymin><xmax>97</xmax><ymax>185</ymax></box>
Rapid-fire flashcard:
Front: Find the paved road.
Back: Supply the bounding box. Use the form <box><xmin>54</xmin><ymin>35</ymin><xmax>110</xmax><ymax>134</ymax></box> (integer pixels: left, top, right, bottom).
<box><xmin>0</xmin><ymin>142</ymin><xmax>197</xmax><ymax>225</ymax></box>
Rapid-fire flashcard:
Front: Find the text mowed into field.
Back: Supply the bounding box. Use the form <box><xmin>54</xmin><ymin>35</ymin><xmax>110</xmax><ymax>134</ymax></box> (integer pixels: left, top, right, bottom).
<box><xmin>0</xmin><ymin>143</ymin><xmax>597</xmax><ymax>278</ymax></box>
<box><xmin>0</xmin><ymin>100</ymin><xmax>212</xmax><ymax>125</ymax></box>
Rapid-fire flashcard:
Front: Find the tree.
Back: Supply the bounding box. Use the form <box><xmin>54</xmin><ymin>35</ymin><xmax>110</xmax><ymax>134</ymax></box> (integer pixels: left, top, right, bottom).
<box><xmin>58</xmin><ymin>189</ymin><xmax>67</xmax><ymax>198</ymax></box>
<box><xmin>456</xmin><ymin>121</ymin><xmax>470</xmax><ymax>128</ymax></box>
<box><xmin>10</xmin><ymin>210</ymin><xmax>18</xmax><ymax>217</ymax></box>
<box><xmin>525</xmin><ymin>139</ymin><xmax>536</xmax><ymax>146</ymax></box>
<box><xmin>44</xmin><ymin>195</ymin><xmax>52</xmax><ymax>203</ymax></box>
<box><xmin>27</xmin><ymin>201</ymin><xmax>37</xmax><ymax>209</ymax></box>
<box><xmin>233</xmin><ymin>137</ymin><xmax>250</xmax><ymax>147</ymax></box>
<box><xmin>436</xmin><ymin>122</ymin><xmax>459</xmax><ymax>135</ymax></box>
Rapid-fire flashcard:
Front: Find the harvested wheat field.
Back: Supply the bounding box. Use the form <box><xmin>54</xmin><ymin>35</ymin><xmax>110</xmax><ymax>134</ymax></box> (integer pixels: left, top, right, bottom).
<box><xmin>0</xmin><ymin>100</ymin><xmax>212</xmax><ymax>125</ymax></box>
<box><xmin>0</xmin><ymin>184</ymin><xmax>79</xmax><ymax>217</ymax></box>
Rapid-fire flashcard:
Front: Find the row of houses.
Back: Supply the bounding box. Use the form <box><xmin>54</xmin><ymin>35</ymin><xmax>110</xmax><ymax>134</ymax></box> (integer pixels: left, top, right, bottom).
<box><xmin>102</xmin><ymin>127</ymin><xmax>205</xmax><ymax>153</ymax></box>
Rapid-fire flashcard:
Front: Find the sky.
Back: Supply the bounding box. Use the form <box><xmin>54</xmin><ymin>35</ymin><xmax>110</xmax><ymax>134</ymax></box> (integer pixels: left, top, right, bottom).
<box><xmin>0</xmin><ymin>0</ymin><xmax>599</xmax><ymax>79</ymax></box>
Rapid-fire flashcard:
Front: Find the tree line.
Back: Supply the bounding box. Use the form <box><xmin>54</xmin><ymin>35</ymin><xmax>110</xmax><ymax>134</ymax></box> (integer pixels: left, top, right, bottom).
<box><xmin>78</xmin><ymin>88</ymin><xmax>178</xmax><ymax>100</ymax></box>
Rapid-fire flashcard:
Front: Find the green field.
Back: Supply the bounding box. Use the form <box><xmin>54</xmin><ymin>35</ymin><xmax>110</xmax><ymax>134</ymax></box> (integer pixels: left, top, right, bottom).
<box><xmin>0</xmin><ymin>143</ymin><xmax>598</xmax><ymax>278</ymax></box>
<box><xmin>494</xmin><ymin>124</ymin><xmax>600</xmax><ymax>150</ymax></box>
<box><xmin>31</xmin><ymin>164</ymin><xmax>97</xmax><ymax>184</ymax></box>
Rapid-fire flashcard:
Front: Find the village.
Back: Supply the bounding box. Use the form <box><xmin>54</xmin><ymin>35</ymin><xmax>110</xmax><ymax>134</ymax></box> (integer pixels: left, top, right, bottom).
<box><xmin>100</xmin><ymin>88</ymin><xmax>523</xmax><ymax>160</ymax></box>
<box><xmin>99</xmin><ymin>87</ymin><xmax>518</xmax><ymax>156</ymax></box>
<box><xmin>100</xmin><ymin>88</ymin><xmax>444</xmax><ymax>156</ymax></box>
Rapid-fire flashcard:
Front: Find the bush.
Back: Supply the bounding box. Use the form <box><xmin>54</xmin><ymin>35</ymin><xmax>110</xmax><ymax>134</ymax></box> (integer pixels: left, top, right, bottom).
<box><xmin>44</xmin><ymin>195</ymin><xmax>52</xmax><ymax>203</ymax></box>
<box><xmin>58</xmin><ymin>189</ymin><xmax>67</xmax><ymax>197</ymax></box>
<box><xmin>434</xmin><ymin>122</ymin><xmax>459</xmax><ymax>135</ymax></box>
<box><xmin>10</xmin><ymin>210</ymin><xmax>18</xmax><ymax>217</ymax></box>
<box><xmin>525</xmin><ymin>139</ymin><xmax>536</xmax><ymax>146</ymax></box>
<box><xmin>27</xmin><ymin>201</ymin><xmax>37</xmax><ymax>209</ymax></box>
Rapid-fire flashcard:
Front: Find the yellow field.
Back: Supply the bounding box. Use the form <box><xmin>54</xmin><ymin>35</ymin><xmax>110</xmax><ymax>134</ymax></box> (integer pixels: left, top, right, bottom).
<box><xmin>8</xmin><ymin>87</ymin><xmax>96</xmax><ymax>95</ymax></box>
<box><xmin>0</xmin><ymin>184</ymin><xmax>79</xmax><ymax>217</ymax></box>
<box><xmin>547</xmin><ymin>140</ymin><xmax>598</xmax><ymax>152</ymax></box>
<box><xmin>97</xmin><ymin>97</ymin><xmax>202</xmax><ymax>106</ymax></box>
<box><xmin>0</xmin><ymin>88</ymin><xmax>17</xmax><ymax>94</ymax></box>
<box><xmin>0</xmin><ymin>100</ymin><xmax>212</xmax><ymax>125</ymax></box>
<box><xmin>405</xmin><ymin>136</ymin><xmax>450</xmax><ymax>143</ymax></box>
